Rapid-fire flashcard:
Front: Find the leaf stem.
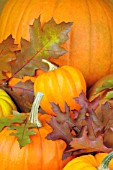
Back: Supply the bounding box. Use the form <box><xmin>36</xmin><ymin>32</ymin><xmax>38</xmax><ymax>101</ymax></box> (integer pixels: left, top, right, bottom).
<box><xmin>29</xmin><ymin>92</ymin><xmax>44</xmax><ymax>127</ymax></box>
<box><xmin>42</xmin><ymin>59</ymin><xmax>57</xmax><ymax>71</ymax></box>
<box><xmin>97</xmin><ymin>152</ymin><xmax>113</xmax><ymax>170</ymax></box>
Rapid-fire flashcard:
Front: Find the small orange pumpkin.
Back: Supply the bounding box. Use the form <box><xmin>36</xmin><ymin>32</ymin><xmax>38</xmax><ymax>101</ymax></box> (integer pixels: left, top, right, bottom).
<box><xmin>0</xmin><ymin>92</ymin><xmax>72</xmax><ymax>170</ymax></box>
<box><xmin>34</xmin><ymin>60</ymin><xmax>86</xmax><ymax>115</ymax></box>
<box><xmin>63</xmin><ymin>152</ymin><xmax>113</xmax><ymax>170</ymax></box>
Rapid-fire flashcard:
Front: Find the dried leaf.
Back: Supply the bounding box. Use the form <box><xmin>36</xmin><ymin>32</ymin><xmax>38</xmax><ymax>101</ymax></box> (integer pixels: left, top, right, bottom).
<box><xmin>46</xmin><ymin>92</ymin><xmax>113</xmax><ymax>158</ymax></box>
<box><xmin>3</xmin><ymin>80</ymin><xmax>34</xmax><ymax>112</ymax></box>
<box><xmin>70</xmin><ymin>126</ymin><xmax>112</xmax><ymax>154</ymax></box>
<box><xmin>10</xmin><ymin>17</ymin><xmax>73</xmax><ymax>78</ymax></box>
<box><xmin>0</xmin><ymin>35</ymin><xmax>18</xmax><ymax>80</ymax></box>
<box><xmin>98</xmin><ymin>102</ymin><xmax>113</xmax><ymax>130</ymax></box>
<box><xmin>47</xmin><ymin>116</ymin><xmax>73</xmax><ymax>144</ymax></box>
<box><xmin>74</xmin><ymin>91</ymin><xmax>100</xmax><ymax>113</ymax></box>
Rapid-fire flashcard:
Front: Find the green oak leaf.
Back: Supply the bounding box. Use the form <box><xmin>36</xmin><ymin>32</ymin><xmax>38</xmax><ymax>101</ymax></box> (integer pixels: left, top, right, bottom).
<box><xmin>0</xmin><ymin>113</ymin><xmax>37</xmax><ymax>148</ymax></box>
<box><xmin>9</xmin><ymin>123</ymin><xmax>36</xmax><ymax>148</ymax></box>
<box><xmin>0</xmin><ymin>113</ymin><xmax>27</xmax><ymax>131</ymax></box>
<box><xmin>11</xmin><ymin>17</ymin><xmax>73</xmax><ymax>78</ymax></box>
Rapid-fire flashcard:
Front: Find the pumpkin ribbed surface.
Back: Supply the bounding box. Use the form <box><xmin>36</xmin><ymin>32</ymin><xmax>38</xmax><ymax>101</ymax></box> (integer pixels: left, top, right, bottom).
<box><xmin>63</xmin><ymin>153</ymin><xmax>113</xmax><ymax>170</ymax></box>
<box><xmin>0</xmin><ymin>89</ymin><xmax>17</xmax><ymax>117</ymax></box>
<box><xmin>34</xmin><ymin>65</ymin><xmax>86</xmax><ymax>115</ymax></box>
<box><xmin>0</xmin><ymin>0</ymin><xmax>113</xmax><ymax>87</ymax></box>
<box><xmin>0</xmin><ymin>113</ymin><xmax>72</xmax><ymax>170</ymax></box>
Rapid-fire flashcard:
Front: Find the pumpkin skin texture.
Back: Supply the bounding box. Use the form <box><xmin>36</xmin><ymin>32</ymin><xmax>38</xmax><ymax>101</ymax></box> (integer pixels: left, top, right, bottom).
<box><xmin>0</xmin><ymin>0</ymin><xmax>113</xmax><ymax>87</ymax></box>
<box><xmin>34</xmin><ymin>65</ymin><xmax>86</xmax><ymax>115</ymax></box>
<box><xmin>0</xmin><ymin>113</ymin><xmax>72</xmax><ymax>170</ymax></box>
<box><xmin>0</xmin><ymin>88</ymin><xmax>17</xmax><ymax>117</ymax></box>
<box><xmin>63</xmin><ymin>153</ymin><xmax>113</xmax><ymax>170</ymax></box>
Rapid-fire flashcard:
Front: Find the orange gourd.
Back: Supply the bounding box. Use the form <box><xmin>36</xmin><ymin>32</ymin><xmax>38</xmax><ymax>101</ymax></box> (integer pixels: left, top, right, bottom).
<box><xmin>34</xmin><ymin>60</ymin><xmax>86</xmax><ymax>115</ymax></box>
<box><xmin>63</xmin><ymin>152</ymin><xmax>113</xmax><ymax>170</ymax></box>
<box><xmin>0</xmin><ymin>0</ymin><xmax>113</xmax><ymax>87</ymax></box>
<box><xmin>0</xmin><ymin>92</ymin><xmax>72</xmax><ymax>170</ymax></box>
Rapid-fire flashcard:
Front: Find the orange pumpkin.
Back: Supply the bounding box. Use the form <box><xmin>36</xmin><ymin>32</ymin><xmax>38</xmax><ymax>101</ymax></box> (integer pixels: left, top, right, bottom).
<box><xmin>63</xmin><ymin>152</ymin><xmax>113</xmax><ymax>170</ymax></box>
<box><xmin>0</xmin><ymin>114</ymin><xmax>72</xmax><ymax>170</ymax></box>
<box><xmin>34</xmin><ymin>60</ymin><xmax>86</xmax><ymax>115</ymax></box>
<box><xmin>0</xmin><ymin>0</ymin><xmax>113</xmax><ymax>87</ymax></box>
<box><xmin>0</xmin><ymin>92</ymin><xmax>72</xmax><ymax>170</ymax></box>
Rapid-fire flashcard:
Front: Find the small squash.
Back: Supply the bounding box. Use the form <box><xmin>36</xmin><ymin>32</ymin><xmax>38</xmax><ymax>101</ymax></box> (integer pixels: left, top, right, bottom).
<box><xmin>0</xmin><ymin>88</ymin><xmax>17</xmax><ymax>117</ymax></box>
<box><xmin>0</xmin><ymin>92</ymin><xmax>72</xmax><ymax>170</ymax></box>
<box><xmin>63</xmin><ymin>152</ymin><xmax>113</xmax><ymax>170</ymax></box>
<box><xmin>34</xmin><ymin>60</ymin><xmax>86</xmax><ymax>115</ymax></box>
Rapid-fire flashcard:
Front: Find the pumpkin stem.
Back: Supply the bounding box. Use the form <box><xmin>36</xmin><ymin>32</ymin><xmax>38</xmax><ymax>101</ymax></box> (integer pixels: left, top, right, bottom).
<box><xmin>42</xmin><ymin>59</ymin><xmax>57</xmax><ymax>71</ymax></box>
<box><xmin>29</xmin><ymin>92</ymin><xmax>44</xmax><ymax>127</ymax></box>
<box><xmin>97</xmin><ymin>152</ymin><xmax>113</xmax><ymax>170</ymax></box>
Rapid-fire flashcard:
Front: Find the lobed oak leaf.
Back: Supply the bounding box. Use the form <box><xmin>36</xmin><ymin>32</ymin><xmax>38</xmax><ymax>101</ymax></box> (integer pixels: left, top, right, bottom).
<box><xmin>70</xmin><ymin>126</ymin><xmax>112</xmax><ymax>156</ymax></box>
<box><xmin>0</xmin><ymin>35</ymin><xmax>18</xmax><ymax>81</ymax></box>
<box><xmin>46</xmin><ymin>116</ymin><xmax>73</xmax><ymax>144</ymax></box>
<box><xmin>99</xmin><ymin>102</ymin><xmax>113</xmax><ymax>128</ymax></box>
<box><xmin>0</xmin><ymin>113</ymin><xmax>27</xmax><ymax>131</ymax></box>
<box><xmin>74</xmin><ymin>91</ymin><xmax>100</xmax><ymax>114</ymax></box>
<box><xmin>9</xmin><ymin>123</ymin><xmax>36</xmax><ymax>148</ymax></box>
<box><xmin>50</xmin><ymin>102</ymin><xmax>79</xmax><ymax>132</ymax></box>
<box><xmin>10</xmin><ymin>17</ymin><xmax>73</xmax><ymax>78</ymax></box>
<box><xmin>0</xmin><ymin>112</ymin><xmax>37</xmax><ymax>148</ymax></box>
<box><xmin>46</xmin><ymin>91</ymin><xmax>113</xmax><ymax>158</ymax></box>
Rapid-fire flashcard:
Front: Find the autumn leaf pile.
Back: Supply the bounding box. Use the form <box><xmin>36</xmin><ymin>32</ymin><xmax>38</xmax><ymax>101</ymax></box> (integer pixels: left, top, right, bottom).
<box><xmin>0</xmin><ymin>17</ymin><xmax>113</xmax><ymax>158</ymax></box>
<box><xmin>46</xmin><ymin>91</ymin><xmax>113</xmax><ymax>159</ymax></box>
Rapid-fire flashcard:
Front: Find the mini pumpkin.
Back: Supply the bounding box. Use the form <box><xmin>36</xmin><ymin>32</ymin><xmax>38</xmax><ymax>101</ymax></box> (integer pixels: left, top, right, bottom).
<box><xmin>34</xmin><ymin>60</ymin><xmax>86</xmax><ymax>115</ymax></box>
<box><xmin>0</xmin><ymin>88</ymin><xmax>17</xmax><ymax>117</ymax></box>
<box><xmin>0</xmin><ymin>92</ymin><xmax>72</xmax><ymax>170</ymax></box>
<box><xmin>63</xmin><ymin>152</ymin><xmax>113</xmax><ymax>170</ymax></box>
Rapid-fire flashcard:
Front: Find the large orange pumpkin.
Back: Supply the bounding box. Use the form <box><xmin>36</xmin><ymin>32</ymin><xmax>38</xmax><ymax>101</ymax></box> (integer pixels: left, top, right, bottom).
<box><xmin>0</xmin><ymin>92</ymin><xmax>72</xmax><ymax>170</ymax></box>
<box><xmin>0</xmin><ymin>114</ymin><xmax>72</xmax><ymax>170</ymax></box>
<box><xmin>0</xmin><ymin>0</ymin><xmax>113</xmax><ymax>87</ymax></box>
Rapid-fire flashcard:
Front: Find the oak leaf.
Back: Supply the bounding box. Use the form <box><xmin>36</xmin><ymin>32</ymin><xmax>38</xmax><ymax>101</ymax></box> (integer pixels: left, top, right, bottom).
<box><xmin>0</xmin><ymin>36</ymin><xmax>17</xmax><ymax>81</ymax></box>
<box><xmin>11</xmin><ymin>18</ymin><xmax>73</xmax><ymax>78</ymax></box>
<box><xmin>46</xmin><ymin>92</ymin><xmax>113</xmax><ymax>159</ymax></box>
<box><xmin>3</xmin><ymin>80</ymin><xmax>34</xmax><ymax>112</ymax></box>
